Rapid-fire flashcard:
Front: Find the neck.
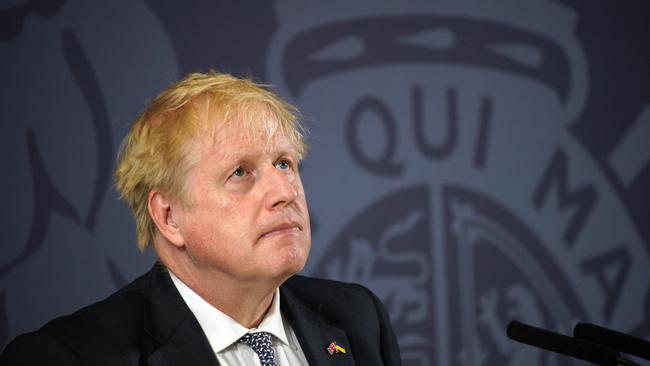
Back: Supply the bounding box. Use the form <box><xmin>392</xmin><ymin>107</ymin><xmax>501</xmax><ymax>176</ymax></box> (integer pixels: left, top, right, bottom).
<box><xmin>156</xmin><ymin>243</ymin><xmax>282</xmax><ymax>328</ymax></box>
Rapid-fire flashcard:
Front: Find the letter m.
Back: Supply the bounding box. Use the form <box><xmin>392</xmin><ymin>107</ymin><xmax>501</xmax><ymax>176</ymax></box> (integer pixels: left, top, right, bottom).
<box><xmin>532</xmin><ymin>148</ymin><xmax>598</xmax><ymax>248</ymax></box>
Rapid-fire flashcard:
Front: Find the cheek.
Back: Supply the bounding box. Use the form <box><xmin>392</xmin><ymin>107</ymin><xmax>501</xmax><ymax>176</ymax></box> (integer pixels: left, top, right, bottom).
<box><xmin>183</xmin><ymin>222</ymin><xmax>248</xmax><ymax>269</ymax></box>
<box><xmin>179</xmin><ymin>210</ymin><xmax>222</xmax><ymax>250</ymax></box>
<box><xmin>297</xmin><ymin>192</ymin><xmax>310</xmax><ymax>220</ymax></box>
<box><xmin>183</xmin><ymin>205</ymin><xmax>252</xmax><ymax>247</ymax></box>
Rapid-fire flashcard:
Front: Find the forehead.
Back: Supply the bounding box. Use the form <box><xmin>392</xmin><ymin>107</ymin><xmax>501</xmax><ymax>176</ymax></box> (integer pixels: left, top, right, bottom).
<box><xmin>183</xmin><ymin>93</ymin><xmax>305</xmax><ymax>159</ymax></box>
<box><xmin>192</xmin><ymin>113</ymin><xmax>298</xmax><ymax>163</ymax></box>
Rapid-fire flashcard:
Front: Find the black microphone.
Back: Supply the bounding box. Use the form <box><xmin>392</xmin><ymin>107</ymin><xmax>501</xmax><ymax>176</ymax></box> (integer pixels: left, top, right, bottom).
<box><xmin>574</xmin><ymin>322</ymin><xmax>650</xmax><ymax>361</ymax></box>
<box><xmin>506</xmin><ymin>320</ymin><xmax>641</xmax><ymax>366</ymax></box>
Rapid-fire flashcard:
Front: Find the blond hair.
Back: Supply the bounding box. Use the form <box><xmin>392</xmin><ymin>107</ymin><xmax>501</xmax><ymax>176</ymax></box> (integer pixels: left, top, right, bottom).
<box><xmin>115</xmin><ymin>71</ymin><xmax>307</xmax><ymax>250</ymax></box>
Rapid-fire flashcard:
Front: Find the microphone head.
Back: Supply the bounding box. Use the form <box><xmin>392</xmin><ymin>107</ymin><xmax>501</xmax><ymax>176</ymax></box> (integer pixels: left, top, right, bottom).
<box><xmin>507</xmin><ymin>320</ymin><xmax>621</xmax><ymax>366</ymax></box>
<box><xmin>574</xmin><ymin>322</ymin><xmax>650</xmax><ymax>361</ymax></box>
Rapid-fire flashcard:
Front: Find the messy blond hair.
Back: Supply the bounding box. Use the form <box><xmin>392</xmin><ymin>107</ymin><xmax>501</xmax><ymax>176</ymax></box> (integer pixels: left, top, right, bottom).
<box><xmin>115</xmin><ymin>71</ymin><xmax>307</xmax><ymax>250</ymax></box>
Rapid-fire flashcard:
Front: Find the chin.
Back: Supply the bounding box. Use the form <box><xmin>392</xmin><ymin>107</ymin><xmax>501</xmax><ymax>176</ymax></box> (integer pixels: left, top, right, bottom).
<box><xmin>276</xmin><ymin>244</ymin><xmax>310</xmax><ymax>277</ymax></box>
<box><xmin>259</xmin><ymin>234</ymin><xmax>310</xmax><ymax>278</ymax></box>
<box><xmin>286</xmin><ymin>248</ymin><xmax>309</xmax><ymax>272</ymax></box>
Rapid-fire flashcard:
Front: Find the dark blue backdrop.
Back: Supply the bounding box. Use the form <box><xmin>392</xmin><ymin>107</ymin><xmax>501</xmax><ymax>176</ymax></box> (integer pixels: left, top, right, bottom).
<box><xmin>2</xmin><ymin>1</ymin><xmax>649</xmax><ymax>365</ymax></box>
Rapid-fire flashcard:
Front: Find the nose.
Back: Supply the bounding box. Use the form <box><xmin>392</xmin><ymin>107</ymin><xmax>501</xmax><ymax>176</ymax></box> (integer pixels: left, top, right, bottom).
<box><xmin>263</xmin><ymin>166</ymin><xmax>298</xmax><ymax>209</ymax></box>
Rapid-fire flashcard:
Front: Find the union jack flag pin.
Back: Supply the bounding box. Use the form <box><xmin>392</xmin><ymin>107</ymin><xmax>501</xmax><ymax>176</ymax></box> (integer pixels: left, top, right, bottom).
<box><xmin>326</xmin><ymin>341</ymin><xmax>346</xmax><ymax>355</ymax></box>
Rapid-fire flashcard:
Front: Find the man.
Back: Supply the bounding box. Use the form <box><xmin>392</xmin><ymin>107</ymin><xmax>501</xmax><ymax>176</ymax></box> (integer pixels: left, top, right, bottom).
<box><xmin>1</xmin><ymin>72</ymin><xmax>401</xmax><ymax>365</ymax></box>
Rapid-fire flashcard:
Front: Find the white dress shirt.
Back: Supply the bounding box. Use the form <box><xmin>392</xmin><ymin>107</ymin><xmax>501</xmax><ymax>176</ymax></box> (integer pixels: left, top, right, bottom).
<box><xmin>169</xmin><ymin>272</ymin><xmax>309</xmax><ymax>365</ymax></box>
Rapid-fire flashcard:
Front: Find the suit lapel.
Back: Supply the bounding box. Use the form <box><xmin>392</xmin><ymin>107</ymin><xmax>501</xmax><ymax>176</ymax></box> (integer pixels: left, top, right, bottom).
<box><xmin>146</xmin><ymin>316</ymin><xmax>218</xmax><ymax>366</ymax></box>
<box><xmin>140</xmin><ymin>265</ymin><xmax>356</xmax><ymax>365</ymax></box>
<box><xmin>142</xmin><ymin>263</ymin><xmax>219</xmax><ymax>366</ymax></box>
<box><xmin>281</xmin><ymin>284</ymin><xmax>355</xmax><ymax>366</ymax></box>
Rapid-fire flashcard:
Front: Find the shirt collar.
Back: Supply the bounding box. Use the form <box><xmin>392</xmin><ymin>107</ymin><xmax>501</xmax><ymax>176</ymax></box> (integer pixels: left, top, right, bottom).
<box><xmin>168</xmin><ymin>271</ymin><xmax>290</xmax><ymax>353</ymax></box>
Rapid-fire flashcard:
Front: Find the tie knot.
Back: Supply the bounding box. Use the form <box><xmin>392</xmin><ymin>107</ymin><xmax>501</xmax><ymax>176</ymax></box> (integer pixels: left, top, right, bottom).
<box><xmin>238</xmin><ymin>332</ymin><xmax>277</xmax><ymax>366</ymax></box>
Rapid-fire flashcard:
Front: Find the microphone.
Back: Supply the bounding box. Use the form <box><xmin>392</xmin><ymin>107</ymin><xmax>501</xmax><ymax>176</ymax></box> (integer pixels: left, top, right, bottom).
<box><xmin>506</xmin><ymin>320</ymin><xmax>641</xmax><ymax>366</ymax></box>
<box><xmin>574</xmin><ymin>322</ymin><xmax>650</xmax><ymax>361</ymax></box>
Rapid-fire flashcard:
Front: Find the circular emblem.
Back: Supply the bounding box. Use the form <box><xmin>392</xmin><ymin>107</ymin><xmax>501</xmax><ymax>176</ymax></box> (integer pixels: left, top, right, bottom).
<box><xmin>267</xmin><ymin>2</ymin><xmax>649</xmax><ymax>365</ymax></box>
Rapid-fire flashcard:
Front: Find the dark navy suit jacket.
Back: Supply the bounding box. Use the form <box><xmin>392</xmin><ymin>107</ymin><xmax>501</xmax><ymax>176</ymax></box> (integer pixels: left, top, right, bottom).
<box><xmin>0</xmin><ymin>263</ymin><xmax>401</xmax><ymax>365</ymax></box>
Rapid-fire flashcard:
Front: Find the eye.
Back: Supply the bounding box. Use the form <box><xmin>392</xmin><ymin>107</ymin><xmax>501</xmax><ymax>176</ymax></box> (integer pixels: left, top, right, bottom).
<box><xmin>231</xmin><ymin>167</ymin><xmax>247</xmax><ymax>178</ymax></box>
<box><xmin>275</xmin><ymin>159</ymin><xmax>291</xmax><ymax>171</ymax></box>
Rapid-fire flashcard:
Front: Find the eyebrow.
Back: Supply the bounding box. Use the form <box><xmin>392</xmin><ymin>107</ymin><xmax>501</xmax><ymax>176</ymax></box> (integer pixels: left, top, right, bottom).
<box><xmin>221</xmin><ymin>147</ymin><xmax>297</xmax><ymax>165</ymax></box>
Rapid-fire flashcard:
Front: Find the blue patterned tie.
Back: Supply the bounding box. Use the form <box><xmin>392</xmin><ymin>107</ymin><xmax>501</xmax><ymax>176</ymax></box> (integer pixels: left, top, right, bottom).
<box><xmin>238</xmin><ymin>332</ymin><xmax>277</xmax><ymax>366</ymax></box>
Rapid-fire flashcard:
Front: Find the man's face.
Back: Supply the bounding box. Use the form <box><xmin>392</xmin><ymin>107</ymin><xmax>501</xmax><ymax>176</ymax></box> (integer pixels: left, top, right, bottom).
<box><xmin>173</xmin><ymin>118</ymin><xmax>311</xmax><ymax>284</ymax></box>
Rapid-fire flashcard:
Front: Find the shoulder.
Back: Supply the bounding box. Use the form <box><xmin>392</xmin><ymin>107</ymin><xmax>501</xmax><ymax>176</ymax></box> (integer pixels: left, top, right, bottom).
<box><xmin>1</xmin><ymin>268</ymin><xmax>155</xmax><ymax>364</ymax></box>
<box><xmin>283</xmin><ymin>275</ymin><xmax>378</xmax><ymax>305</ymax></box>
<box><xmin>281</xmin><ymin>275</ymin><xmax>402</xmax><ymax>365</ymax></box>
<box><xmin>0</xmin><ymin>330</ymin><xmax>84</xmax><ymax>365</ymax></box>
<box><xmin>46</xmin><ymin>270</ymin><xmax>149</xmax><ymax>344</ymax></box>
<box><xmin>282</xmin><ymin>275</ymin><xmax>386</xmax><ymax>327</ymax></box>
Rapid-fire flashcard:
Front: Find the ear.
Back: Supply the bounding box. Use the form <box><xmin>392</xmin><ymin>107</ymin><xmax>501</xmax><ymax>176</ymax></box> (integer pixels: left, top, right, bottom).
<box><xmin>148</xmin><ymin>189</ymin><xmax>185</xmax><ymax>248</ymax></box>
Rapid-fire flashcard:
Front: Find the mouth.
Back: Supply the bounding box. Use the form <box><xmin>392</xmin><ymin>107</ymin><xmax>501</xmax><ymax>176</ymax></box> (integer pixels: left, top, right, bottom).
<box><xmin>260</xmin><ymin>222</ymin><xmax>302</xmax><ymax>238</ymax></box>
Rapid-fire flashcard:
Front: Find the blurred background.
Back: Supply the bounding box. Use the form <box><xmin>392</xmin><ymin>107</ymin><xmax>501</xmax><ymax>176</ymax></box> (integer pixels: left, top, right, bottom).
<box><xmin>1</xmin><ymin>1</ymin><xmax>649</xmax><ymax>365</ymax></box>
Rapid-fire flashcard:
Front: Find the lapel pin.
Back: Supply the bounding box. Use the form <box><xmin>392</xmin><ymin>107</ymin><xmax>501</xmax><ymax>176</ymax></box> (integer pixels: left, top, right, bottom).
<box><xmin>326</xmin><ymin>341</ymin><xmax>346</xmax><ymax>355</ymax></box>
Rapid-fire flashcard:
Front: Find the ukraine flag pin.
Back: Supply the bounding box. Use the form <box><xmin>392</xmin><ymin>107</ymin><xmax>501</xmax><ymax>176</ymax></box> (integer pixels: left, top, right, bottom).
<box><xmin>326</xmin><ymin>341</ymin><xmax>346</xmax><ymax>355</ymax></box>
